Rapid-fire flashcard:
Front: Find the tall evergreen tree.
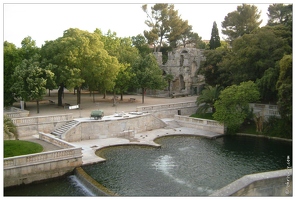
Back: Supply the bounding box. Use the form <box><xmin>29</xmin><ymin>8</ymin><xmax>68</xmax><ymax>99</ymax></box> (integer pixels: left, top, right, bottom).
<box><xmin>222</xmin><ymin>4</ymin><xmax>262</xmax><ymax>43</ymax></box>
<box><xmin>209</xmin><ymin>21</ymin><xmax>221</xmax><ymax>49</ymax></box>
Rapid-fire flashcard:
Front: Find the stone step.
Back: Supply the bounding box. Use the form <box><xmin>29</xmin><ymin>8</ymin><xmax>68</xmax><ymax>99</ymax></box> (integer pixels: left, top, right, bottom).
<box><xmin>51</xmin><ymin>120</ymin><xmax>79</xmax><ymax>136</ymax></box>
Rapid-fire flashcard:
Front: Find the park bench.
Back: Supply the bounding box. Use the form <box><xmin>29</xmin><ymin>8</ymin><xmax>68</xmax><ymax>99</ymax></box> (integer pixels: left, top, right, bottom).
<box><xmin>64</xmin><ymin>103</ymin><xmax>71</xmax><ymax>109</ymax></box>
<box><xmin>90</xmin><ymin>110</ymin><xmax>104</xmax><ymax>120</ymax></box>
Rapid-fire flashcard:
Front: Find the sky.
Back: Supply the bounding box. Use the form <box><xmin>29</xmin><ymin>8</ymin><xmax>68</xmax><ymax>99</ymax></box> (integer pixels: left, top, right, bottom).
<box><xmin>2</xmin><ymin>1</ymin><xmax>291</xmax><ymax>47</ymax></box>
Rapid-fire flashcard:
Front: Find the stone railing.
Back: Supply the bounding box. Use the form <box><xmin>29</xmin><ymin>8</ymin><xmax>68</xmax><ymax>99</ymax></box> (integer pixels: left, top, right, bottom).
<box><xmin>4</xmin><ymin>147</ymin><xmax>82</xmax><ymax>169</ymax></box>
<box><xmin>39</xmin><ymin>132</ymin><xmax>75</xmax><ymax>149</ymax></box>
<box><xmin>4</xmin><ymin>107</ymin><xmax>30</xmax><ymax>118</ymax></box>
<box><xmin>136</xmin><ymin>101</ymin><xmax>196</xmax><ymax>112</ymax></box>
<box><xmin>4</xmin><ymin>132</ymin><xmax>82</xmax><ymax>187</ymax></box>
<box><xmin>249</xmin><ymin>103</ymin><xmax>280</xmax><ymax>117</ymax></box>
<box><xmin>174</xmin><ymin>115</ymin><xmax>224</xmax><ymax>134</ymax></box>
<box><xmin>12</xmin><ymin>114</ymin><xmax>73</xmax><ymax>127</ymax></box>
<box><xmin>4</xmin><ymin>133</ymin><xmax>81</xmax><ymax>169</ymax></box>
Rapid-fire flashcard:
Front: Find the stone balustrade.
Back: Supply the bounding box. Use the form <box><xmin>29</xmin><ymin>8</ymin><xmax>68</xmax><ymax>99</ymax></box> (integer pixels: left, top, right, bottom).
<box><xmin>12</xmin><ymin>114</ymin><xmax>73</xmax><ymax>126</ymax></box>
<box><xmin>4</xmin><ymin>107</ymin><xmax>30</xmax><ymax>118</ymax></box>
<box><xmin>249</xmin><ymin>103</ymin><xmax>280</xmax><ymax>117</ymax></box>
<box><xmin>4</xmin><ymin>147</ymin><xmax>81</xmax><ymax>169</ymax></box>
<box><xmin>39</xmin><ymin>132</ymin><xmax>75</xmax><ymax>148</ymax></box>
<box><xmin>136</xmin><ymin>101</ymin><xmax>196</xmax><ymax>112</ymax></box>
<box><xmin>174</xmin><ymin>115</ymin><xmax>224</xmax><ymax>134</ymax></box>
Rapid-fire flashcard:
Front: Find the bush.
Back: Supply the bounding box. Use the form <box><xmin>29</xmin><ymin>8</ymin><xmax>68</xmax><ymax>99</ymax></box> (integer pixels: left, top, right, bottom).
<box><xmin>263</xmin><ymin>116</ymin><xmax>292</xmax><ymax>139</ymax></box>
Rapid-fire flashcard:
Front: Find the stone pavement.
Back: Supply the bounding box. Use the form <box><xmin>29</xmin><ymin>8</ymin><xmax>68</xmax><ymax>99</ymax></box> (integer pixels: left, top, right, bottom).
<box><xmin>19</xmin><ymin>89</ymin><xmax>222</xmax><ymax>165</ymax></box>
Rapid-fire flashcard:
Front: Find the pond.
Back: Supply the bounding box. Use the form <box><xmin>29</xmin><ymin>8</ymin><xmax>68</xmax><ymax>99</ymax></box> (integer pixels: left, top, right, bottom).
<box><xmin>4</xmin><ymin>135</ymin><xmax>292</xmax><ymax>196</ymax></box>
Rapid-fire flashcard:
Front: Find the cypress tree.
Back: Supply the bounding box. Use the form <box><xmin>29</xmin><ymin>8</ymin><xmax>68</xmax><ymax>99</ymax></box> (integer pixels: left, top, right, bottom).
<box><xmin>209</xmin><ymin>21</ymin><xmax>221</xmax><ymax>49</ymax></box>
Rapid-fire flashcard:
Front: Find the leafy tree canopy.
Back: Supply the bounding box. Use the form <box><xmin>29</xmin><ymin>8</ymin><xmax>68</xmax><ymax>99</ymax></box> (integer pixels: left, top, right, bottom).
<box><xmin>213</xmin><ymin>81</ymin><xmax>260</xmax><ymax>133</ymax></box>
<box><xmin>221</xmin><ymin>4</ymin><xmax>262</xmax><ymax>43</ymax></box>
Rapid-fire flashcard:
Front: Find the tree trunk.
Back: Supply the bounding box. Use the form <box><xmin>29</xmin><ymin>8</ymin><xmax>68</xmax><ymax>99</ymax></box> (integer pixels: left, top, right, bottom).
<box><xmin>120</xmin><ymin>93</ymin><xmax>123</xmax><ymax>101</ymax></box>
<box><xmin>113</xmin><ymin>91</ymin><xmax>116</xmax><ymax>107</ymax></box>
<box><xmin>36</xmin><ymin>100</ymin><xmax>39</xmax><ymax>113</ymax></box>
<box><xmin>142</xmin><ymin>88</ymin><xmax>145</xmax><ymax>104</ymax></box>
<box><xmin>103</xmin><ymin>90</ymin><xmax>106</xmax><ymax>99</ymax></box>
<box><xmin>92</xmin><ymin>91</ymin><xmax>95</xmax><ymax>103</ymax></box>
<box><xmin>48</xmin><ymin>89</ymin><xmax>51</xmax><ymax>97</ymax></box>
<box><xmin>58</xmin><ymin>84</ymin><xmax>64</xmax><ymax>106</ymax></box>
<box><xmin>77</xmin><ymin>86</ymin><xmax>81</xmax><ymax>105</ymax></box>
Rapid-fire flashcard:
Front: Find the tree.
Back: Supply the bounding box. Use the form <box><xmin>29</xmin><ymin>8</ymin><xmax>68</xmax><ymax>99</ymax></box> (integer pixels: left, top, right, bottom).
<box><xmin>3</xmin><ymin>41</ymin><xmax>22</xmax><ymax>107</ymax></box>
<box><xmin>11</xmin><ymin>55</ymin><xmax>54</xmax><ymax>113</ymax></box>
<box><xmin>198</xmin><ymin>47</ymin><xmax>229</xmax><ymax>87</ymax></box>
<box><xmin>221</xmin><ymin>4</ymin><xmax>262</xmax><ymax>43</ymax></box>
<box><xmin>40</xmin><ymin>38</ymin><xmax>83</xmax><ymax>107</ymax></box>
<box><xmin>218</xmin><ymin>26</ymin><xmax>291</xmax><ymax>88</ymax></box>
<box><xmin>132</xmin><ymin>34</ymin><xmax>152</xmax><ymax>57</ymax></box>
<box><xmin>164</xmin><ymin>73</ymin><xmax>174</xmax><ymax>97</ymax></box>
<box><xmin>4</xmin><ymin>115</ymin><xmax>18</xmax><ymax>140</ymax></box>
<box><xmin>196</xmin><ymin>85</ymin><xmax>223</xmax><ymax>113</ymax></box>
<box><xmin>213</xmin><ymin>81</ymin><xmax>260</xmax><ymax>133</ymax></box>
<box><xmin>133</xmin><ymin>53</ymin><xmax>167</xmax><ymax>103</ymax></box>
<box><xmin>267</xmin><ymin>4</ymin><xmax>292</xmax><ymax>28</ymax></box>
<box><xmin>142</xmin><ymin>3</ymin><xmax>189</xmax><ymax>52</ymax></box>
<box><xmin>209</xmin><ymin>21</ymin><xmax>221</xmax><ymax>49</ymax></box>
<box><xmin>276</xmin><ymin>54</ymin><xmax>292</xmax><ymax>120</ymax></box>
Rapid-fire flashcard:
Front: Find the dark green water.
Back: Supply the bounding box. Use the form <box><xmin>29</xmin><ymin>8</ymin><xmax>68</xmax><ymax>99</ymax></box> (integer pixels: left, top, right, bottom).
<box><xmin>4</xmin><ymin>135</ymin><xmax>292</xmax><ymax>196</ymax></box>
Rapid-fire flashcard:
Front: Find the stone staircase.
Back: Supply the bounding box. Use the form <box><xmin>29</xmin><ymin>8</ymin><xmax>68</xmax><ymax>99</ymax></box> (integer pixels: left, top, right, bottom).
<box><xmin>161</xmin><ymin>118</ymin><xmax>181</xmax><ymax>129</ymax></box>
<box><xmin>51</xmin><ymin>120</ymin><xmax>80</xmax><ymax>138</ymax></box>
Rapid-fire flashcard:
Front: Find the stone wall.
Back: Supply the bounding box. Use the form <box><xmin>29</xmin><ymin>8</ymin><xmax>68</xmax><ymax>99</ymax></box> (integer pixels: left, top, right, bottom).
<box><xmin>11</xmin><ymin>114</ymin><xmax>73</xmax><ymax>137</ymax></box>
<box><xmin>62</xmin><ymin>114</ymin><xmax>167</xmax><ymax>142</ymax></box>
<box><xmin>174</xmin><ymin>115</ymin><xmax>225</xmax><ymax>134</ymax></box>
<box><xmin>211</xmin><ymin>169</ymin><xmax>292</xmax><ymax>196</ymax></box>
<box><xmin>136</xmin><ymin>101</ymin><xmax>197</xmax><ymax>118</ymax></box>
<box><xmin>4</xmin><ymin>133</ymin><xmax>82</xmax><ymax>187</ymax></box>
<box><xmin>155</xmin><ymin>48</ymin><xmax>206</xmax><ymax>95</ymax></box>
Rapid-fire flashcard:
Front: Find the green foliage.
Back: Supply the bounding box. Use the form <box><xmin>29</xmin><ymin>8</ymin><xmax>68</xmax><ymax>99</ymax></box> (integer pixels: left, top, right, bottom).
<box><xmin>198</xmin><ymin>47</ymin><xmax>229</xmax><ymax>86</ymax></box>
<box><xmin>196</xmin><ymin>85</ymin><xmax>223</xmax><ymax>113</ymax></box>
<box><xmin>209</xmin><ymin>21</ymin><xmax>221</xmax><ymax>50</ymax></box>
<box><xmin>4</xmin><ymin>140</ymin><xmax>43</xmax><ymax>158</ymax></box>
<box><xmin>3</xmin><ymin>41</ymin><xmax>22</xmax><ymax>107</ymax></box>
<box><xmin>142</xmin><ymin>3</ymin><xmax>190</xmax><ymax>52</ymax></box>
<box><xmin>263</xmin><ymin>116</ymin><xmax>292</xmax><ymax>139</ymax></box>
<box><xmin>213</xmin><ymin>81</ymin><xmax>260</xmax><ymax>134</ymax></box>
<box><xmin>255</xmin><ymin>66</ymin><xmax>279</xmax><ymax>103</ymax></box>
<box><xmin>132</xmin><ymin>34</ymin><xmax>152</xmax><ymax>57</ymax></box>
<box><xmin>276</xmin><ymin>54</ymin><xmax>292</xmax><ymax>120</ymax></box>
<box><xmin>267</xmin><ymin>4</ymin><xmax>292</xmax><ymax>28</ymax></box>
<box><xmin>222</xmin><ymin>4</ymin><xmax>262</xmax><ymax>43</ymax></box>
<box><xmin>11</xmin><ymin>55</ymin><xmax>50</xmax><ymax>102</ymax></box>
<box><xmin>3</xmin><ymin>115</ymin><xmax>18</xmax><ymax>140</ymax></box>
<box><xmin>133</xmin><ymin>53</ymin><xmax>167</xmax><ymax>103</ymax></box>
<box><xmin>218</xmin><ymin>26</ymin><xmax>291</xmax><ymax>89</ymax></box>
<box><xmin>190</xmin><ymin>113</ymin><xmax>214</xmax><ymax>120</ymax></box>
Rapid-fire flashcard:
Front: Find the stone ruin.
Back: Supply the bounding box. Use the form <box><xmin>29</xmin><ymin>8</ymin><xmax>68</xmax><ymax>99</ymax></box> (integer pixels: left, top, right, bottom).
<box><xmin>153</xmin><ymin>48</ymin><xmax>206</xmax><ymax>96</ymax></box>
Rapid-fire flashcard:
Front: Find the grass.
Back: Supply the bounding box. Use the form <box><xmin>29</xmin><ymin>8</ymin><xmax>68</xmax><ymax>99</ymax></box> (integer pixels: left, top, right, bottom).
<box><xmin>4</xmin><ymin>140</ymin><xmax>43</xmax><ymax>158</ymax></box>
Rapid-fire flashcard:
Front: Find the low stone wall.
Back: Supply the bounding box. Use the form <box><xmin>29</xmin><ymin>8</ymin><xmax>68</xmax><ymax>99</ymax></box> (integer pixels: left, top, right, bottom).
<box><xmin>249</xmin><ymin>103</ymin><xmax>280</xmax><ymax>118</ymax></box>
<box><xmin>136</xmin><ymin>101</ymin><xmax>197</xmax><ymax>118</ymax></box>
<box><xmin>11</xmin><ymin>114</ymin><xmax>73</xmax><ymax>137</ymax></box>
<box><xmin>3</xmin><ymin>132</ymin><xmax>82</xmax><ymax>188</ymax></box>
<box><xmin>174</xmin><ymin>115</ymin><xmax>225</xmax><ymax>134</ymax></box>
<box><xmin>4</xmin><ymin>107</ymin><xmax>30</xmax><ymax>118</ymax></box>
<box><xmin>211</xmin><ymin>169</ymin><xmax>292</xmax><ymax>196</ymax></box>
<box><xmin>63</xmin><ymin>114</ymin><xmax>167</xmax><ymax>142</ymax></box>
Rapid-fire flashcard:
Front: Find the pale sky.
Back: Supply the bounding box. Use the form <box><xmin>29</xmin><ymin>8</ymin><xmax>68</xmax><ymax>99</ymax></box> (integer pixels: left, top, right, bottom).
<box><xmin>2</xmin><ymin>1</ymin><xmax>289</xmax><ymax>47</ymax></box>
